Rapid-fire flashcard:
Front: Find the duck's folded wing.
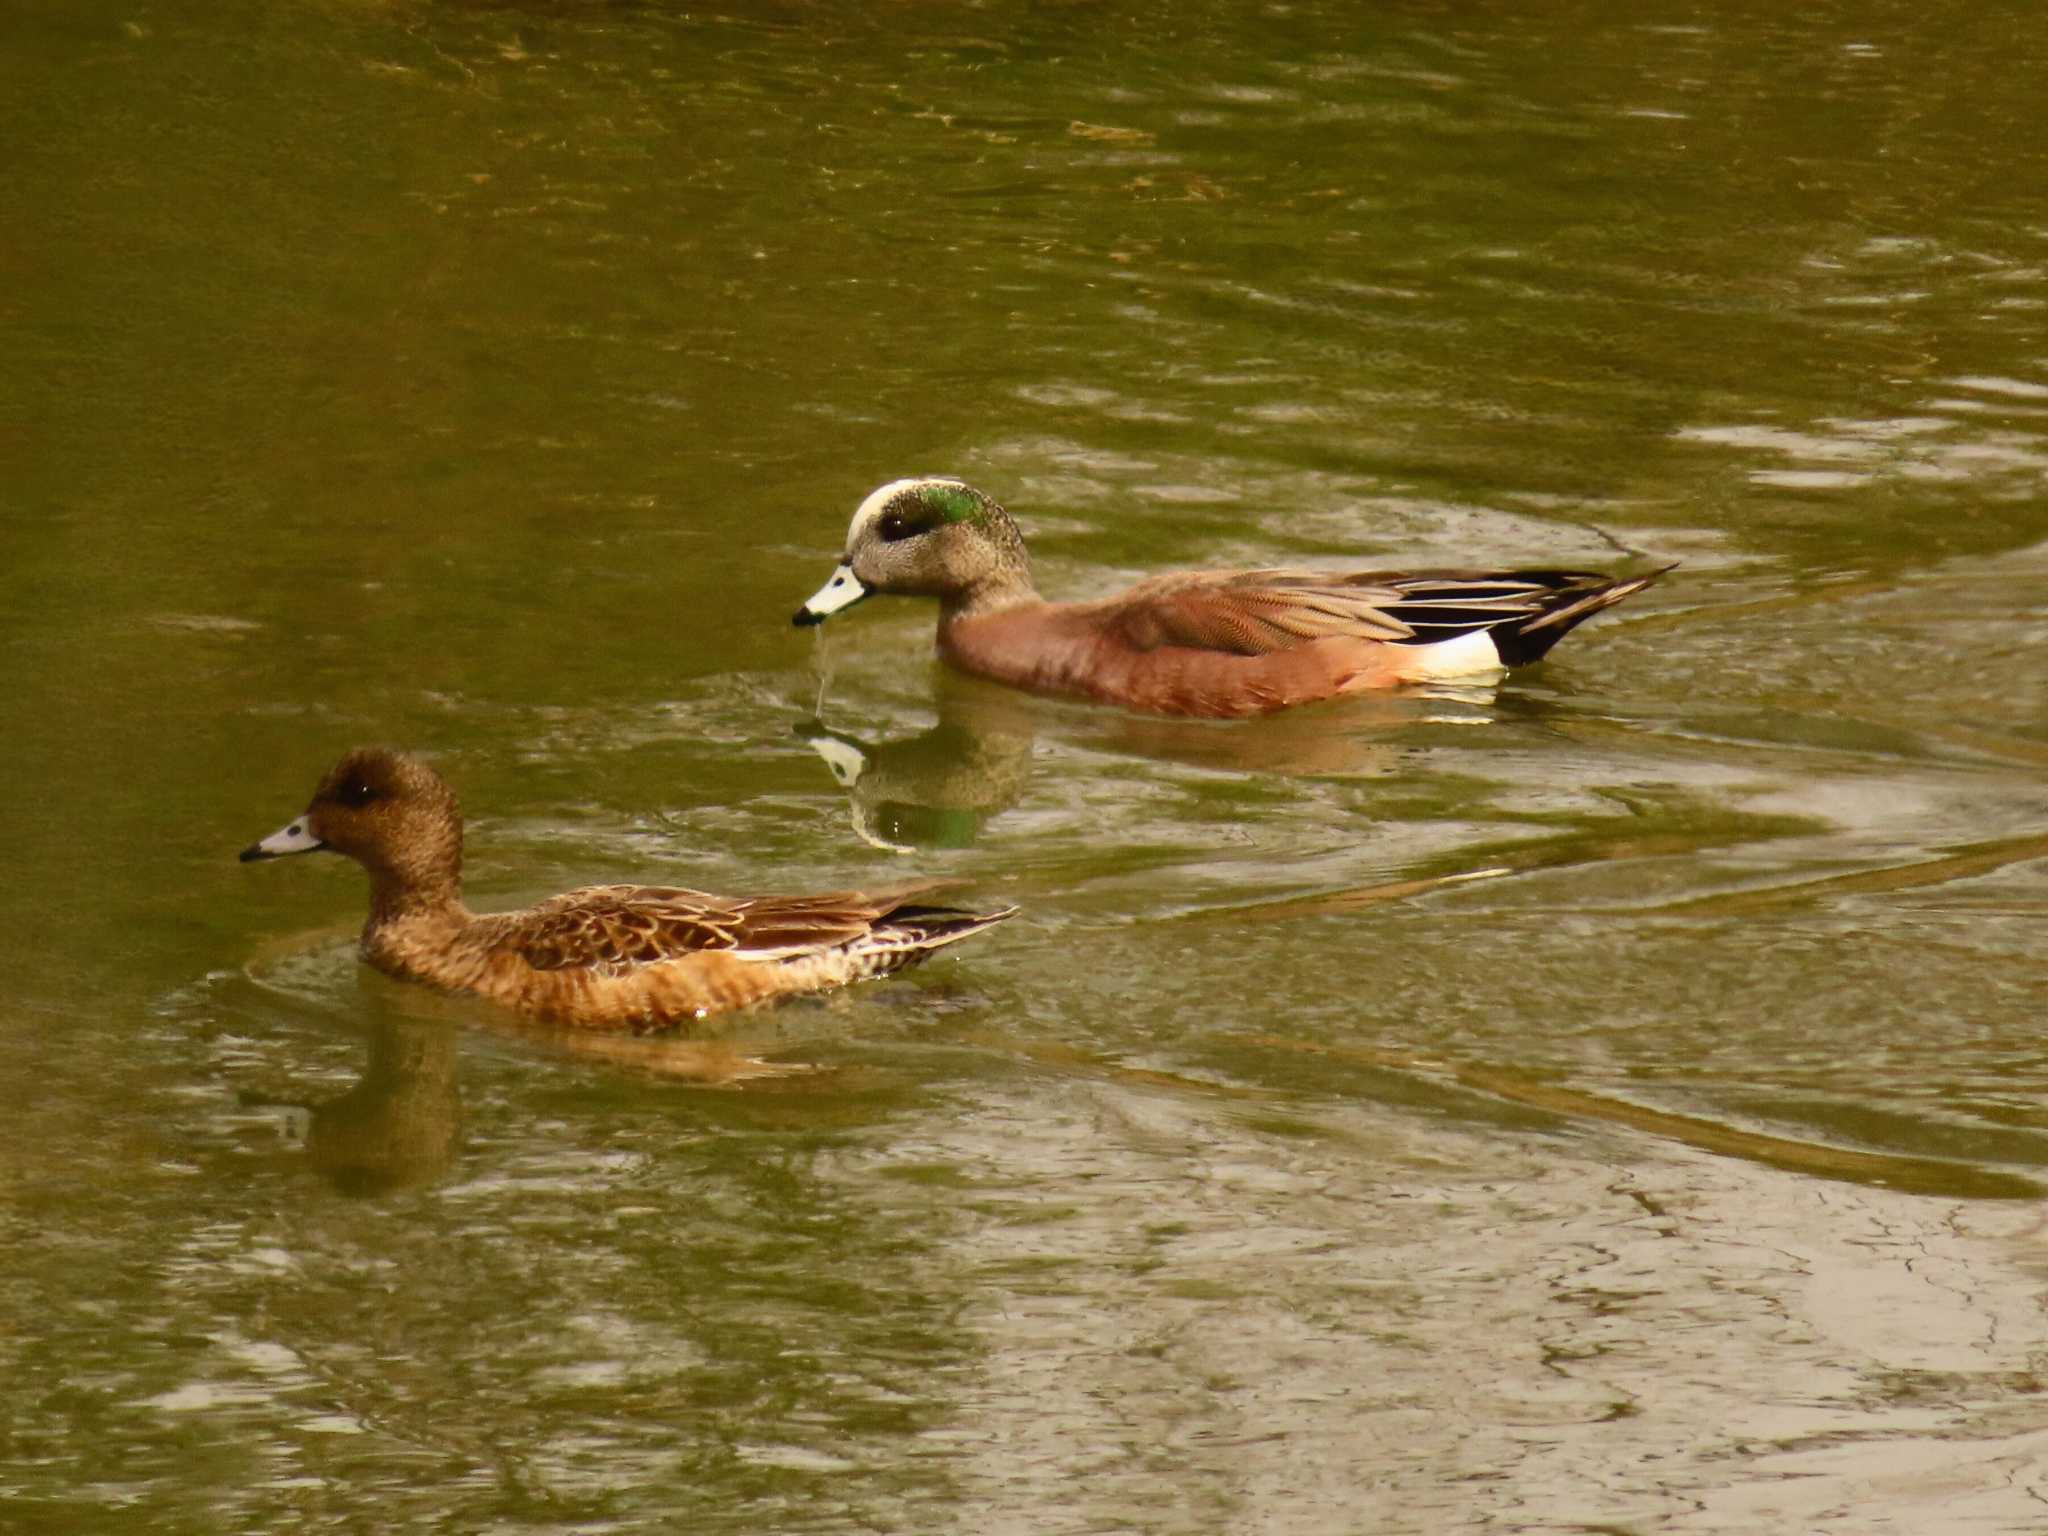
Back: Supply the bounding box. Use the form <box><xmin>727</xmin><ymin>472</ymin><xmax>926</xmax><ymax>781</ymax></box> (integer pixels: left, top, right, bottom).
<box><xmin>497</xmin><ymin>883</ymin><xmax>950</xmax><ymax>977</ymax></box>
<box><xmin>1110</xmin><ymin>569</ymin><xmax>1619</xmax><ymax>656</ymax></box>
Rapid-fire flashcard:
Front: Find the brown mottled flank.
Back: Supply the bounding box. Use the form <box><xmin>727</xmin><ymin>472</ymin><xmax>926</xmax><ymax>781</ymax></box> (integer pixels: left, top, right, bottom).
<box><xmin>242</xmin><ymin>749</ymin><xmax>1014</xmax><ymax>1033</ymax></box>
<box><xmin>796</xmin><ymin>478</ymin><xmax>1669</xmax><ymax>720</ymax></box>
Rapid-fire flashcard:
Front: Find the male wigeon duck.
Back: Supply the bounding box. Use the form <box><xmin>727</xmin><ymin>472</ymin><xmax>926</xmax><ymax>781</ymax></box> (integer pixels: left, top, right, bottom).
<box><xmin>240</xmin><ymin>748</ymin><xmax>1015</xmax><ymax>1032</ymax></box>
<box><xmin>794</xmin><ymin>477</ymin><xmax>1669</xmax><ymax>718</ymax></box>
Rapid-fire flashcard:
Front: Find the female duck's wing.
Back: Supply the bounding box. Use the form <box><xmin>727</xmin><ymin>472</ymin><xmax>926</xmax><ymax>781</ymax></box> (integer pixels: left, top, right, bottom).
<box><xmin>493</xmin><ymin>883</ymin><xmax>971</xmax><ymax>978</ymax></box>
<box><xmin>1108</xmin><ymin>568</ymin><xmax>1660</xmax><ymax>661</ymax></box>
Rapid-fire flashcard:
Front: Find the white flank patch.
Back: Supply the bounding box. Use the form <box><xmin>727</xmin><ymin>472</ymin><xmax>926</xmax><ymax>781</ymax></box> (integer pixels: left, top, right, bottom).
<box><xmin>1406</xmin><ymin>627</ymin><xmax>1505</xmax><ymax>679</ymax></box>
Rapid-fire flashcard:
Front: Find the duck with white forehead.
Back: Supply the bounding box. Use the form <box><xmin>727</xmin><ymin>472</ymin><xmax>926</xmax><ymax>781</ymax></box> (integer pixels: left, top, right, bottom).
<box><xmin>795</xmin><ymin>477</ymin><xmax>1669</xmax><ymax>719</ymax></box>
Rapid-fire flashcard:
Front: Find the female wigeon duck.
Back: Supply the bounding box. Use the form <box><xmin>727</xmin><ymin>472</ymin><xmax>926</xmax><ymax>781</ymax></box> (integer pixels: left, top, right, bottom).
<box><xmin>794</xmin><ymin>477</ymin><xmax>1669</xmax><ymax>719</ymax></box>
<box><xmin>241</xmin><ymin>748</ymin><xmax>1015</xmax><ymax>1032</ymax></box>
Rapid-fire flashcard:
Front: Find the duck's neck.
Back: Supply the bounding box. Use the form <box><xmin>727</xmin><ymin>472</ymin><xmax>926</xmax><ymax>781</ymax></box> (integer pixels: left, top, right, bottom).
<box><xmin>941</xmin><ymin>568</ymin><xmax>1043</xmax><ymax>624</ymax></box>
<box><xmin>360</xmin><ymin>871</ymin><xmax>472</xmax><ymax>985</ymax></box>
<box><xmin>940</xmin><ymin>504</ymin><xmax>1041</xmax><ymax>623</ymax></box>
<box><xmin>365</xmin><ymin>866</ymin><xmax>469</xmax><ymax>930</ymax></box>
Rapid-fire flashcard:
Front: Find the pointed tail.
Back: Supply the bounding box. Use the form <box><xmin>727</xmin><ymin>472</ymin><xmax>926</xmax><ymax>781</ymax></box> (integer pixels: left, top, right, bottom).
<box><xmin>1491</xmin><ymin>563</ymin><xmax>1676</xmax><ymax>666</ymax></box>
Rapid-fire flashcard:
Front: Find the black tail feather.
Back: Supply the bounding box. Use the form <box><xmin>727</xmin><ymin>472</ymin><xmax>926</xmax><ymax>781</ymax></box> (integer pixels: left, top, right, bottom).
<box><xmin>882</xmin><ymin>903</ymin><xmax>1019</xmax><ymax>943</ymax></box>
<box><xmin>1488</xmin><ymin>565</ymin><xmax>1675</xmax><ymax>666</ymax></box>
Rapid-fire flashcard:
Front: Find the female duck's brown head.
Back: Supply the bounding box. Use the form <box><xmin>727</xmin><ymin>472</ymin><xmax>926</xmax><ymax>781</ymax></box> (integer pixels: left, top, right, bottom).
<box><xmin>241</xmin><ymin>748</ymin><xmax>464</xmax><ymax>910</ymax></box>
<box><xmin>794</xmin><ymin>477</ymin><xmax>1034</xmax><ymax>625</ymax></box>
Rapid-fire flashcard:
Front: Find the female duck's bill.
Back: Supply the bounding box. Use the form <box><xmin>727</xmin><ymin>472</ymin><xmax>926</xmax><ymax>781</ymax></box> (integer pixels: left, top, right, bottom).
<box><xmin>794</xmin><ymin>562</ymin><xmax>870</xmax><ymax>626</ymax></box>
<box><xmin>240</xmin><ymin>819</ymin><xmax>326</xmax><ymax>860</ymax></box>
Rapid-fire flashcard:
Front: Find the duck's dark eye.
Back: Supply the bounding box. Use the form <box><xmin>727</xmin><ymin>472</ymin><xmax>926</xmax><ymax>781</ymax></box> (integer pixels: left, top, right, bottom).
<box><xmin>335</xmin><ymin>780</ymin><xmax>381</xmax><ymax>808</ymax></box>
<box><xmin>876</xmin><ymin>508</ymin><xmax>925</xmax><ymax>543</ymax></box>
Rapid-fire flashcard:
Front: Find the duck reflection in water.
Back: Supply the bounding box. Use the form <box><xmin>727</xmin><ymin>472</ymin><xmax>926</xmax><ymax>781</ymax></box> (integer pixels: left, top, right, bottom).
<box><xmin>253</xmin><ymin>998</ymin><xmax>835</xmax><ymax>1195</ymax></box>
<box><xmin>798</xmin><ymin>669</ymin><xmax>1504</xmax><ymax>850</ymax></box>
<box><xmin>242</xmin><ymin>1016</ymin><xmax>462</xmax><ymax>1197</ymax></box>
<box><xmin>797</xmin><ymin>680</ymin><xmax>1038</xmax><ymax>852</ymax></box>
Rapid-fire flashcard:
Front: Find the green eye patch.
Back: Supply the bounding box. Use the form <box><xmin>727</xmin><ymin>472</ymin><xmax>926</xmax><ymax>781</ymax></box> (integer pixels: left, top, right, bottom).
<box><xmin>919</xmin><ymin>484</ymin><xmax>983</xmax><ymax>524</ymax></box>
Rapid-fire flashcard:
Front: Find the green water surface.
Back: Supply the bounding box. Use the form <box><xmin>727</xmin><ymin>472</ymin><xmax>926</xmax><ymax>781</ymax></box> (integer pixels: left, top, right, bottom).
<box><xmin>5</xmin><ymin>2</ymin><xmax>2046</xmax><ymax>1530</ymax></box>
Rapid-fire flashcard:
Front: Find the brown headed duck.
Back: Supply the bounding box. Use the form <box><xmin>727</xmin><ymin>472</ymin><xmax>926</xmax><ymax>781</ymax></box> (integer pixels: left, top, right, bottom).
<box><xmin>241</xmin><ymin>748</ymin><xmax>1015</xmax><ymax>1032</ymax></box>
<box><xmin>794</xmin><ymin>477</ymin><xmax>1669</xmax><ymax>719</ymax></box>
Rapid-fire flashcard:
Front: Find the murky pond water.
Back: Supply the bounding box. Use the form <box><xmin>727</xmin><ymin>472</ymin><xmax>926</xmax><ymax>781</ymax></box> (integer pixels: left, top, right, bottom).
<box><xmin>6</xmin><ymin>1</ymin><xmax>2047</xmax><ymax>1530</ymax></box>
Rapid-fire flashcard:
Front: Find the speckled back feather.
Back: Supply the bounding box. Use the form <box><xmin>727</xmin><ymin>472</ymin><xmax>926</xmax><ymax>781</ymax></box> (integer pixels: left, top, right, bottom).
<box><xmin>494</xmin><ymin>883</ymin><xmax>1014</xmax><ymax>981</ymax></box>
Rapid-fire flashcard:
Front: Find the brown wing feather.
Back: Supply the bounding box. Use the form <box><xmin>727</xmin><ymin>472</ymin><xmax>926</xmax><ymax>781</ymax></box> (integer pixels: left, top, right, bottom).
<box><xmin>496</xmin><ymin>882</ymin><xmax>954</xmax><ymax>979</ymax></box>
<box><xmin>1108</xmin><ymin>571</ymin><xmax>1402</xmax><ymax>655</ymax></box>
<box><xmin>496</xmin><ymin>886</ymin><xmax>737</xmax><ymax>976</ymax></box>
<box><xmin>1109</xmin><ymin>568</ymin><xmax>1628</xmax><ymax>657</ymax></box>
